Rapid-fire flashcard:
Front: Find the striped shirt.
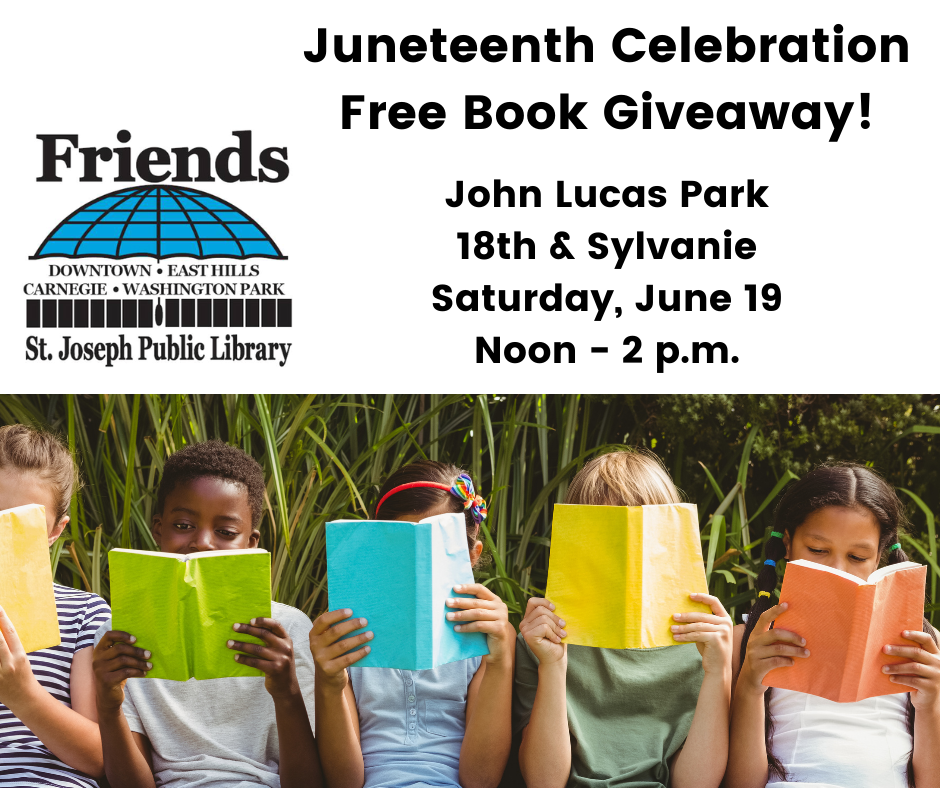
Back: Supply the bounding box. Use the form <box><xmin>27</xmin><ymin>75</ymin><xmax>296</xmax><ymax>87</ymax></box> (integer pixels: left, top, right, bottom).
<box><xmin>0</xmin><ymin>584</ymin><xmax>111</xmax><ymax>788</ymax></box>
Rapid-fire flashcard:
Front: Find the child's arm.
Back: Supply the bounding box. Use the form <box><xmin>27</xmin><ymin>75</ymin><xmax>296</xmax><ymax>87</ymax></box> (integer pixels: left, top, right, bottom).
<box><xmin>668</xmin><ymin>593</ymin><xmax>733</xmax><ymax>788</ymax></box>
<box><xmin>92</xmin><ymin>629</ymin><xmax>158</xmax><ymax>788</ymax></box>
<box><xmin>448</xmin><ymin>583</ymin><xmax>514</xmax><ymax>788</ymax></box>
<box><xmin>725</xmin><ymin>604</ymin><xmax>809</xmax><ymax>788</ymax></box>
<box><xmin>0</xmin><ymin>608</ymin><xmax>105</xmax><ymax>777</ymax></box>
<box><xmin>882</xmin><ymin>628</ymin><xmax>940</xmax><ymax>788</ymax></box>
<box><xmin>516</xmin><ymin>597</ymin><xmax>570</xmax><ymax>788</ymax></box>
<box><xmin>227</xmin><ymin>617</ymin><xmax>322</xmax><ymax>788</ymax></box>
<box><xmin>310</xmin><ymin>608</ymin><xmax>372</xmax><ymax>788</ymax></box>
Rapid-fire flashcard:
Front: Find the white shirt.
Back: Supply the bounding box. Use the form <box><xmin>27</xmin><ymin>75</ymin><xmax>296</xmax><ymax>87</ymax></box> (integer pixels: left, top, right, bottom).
<box><xmin>94</xmin><ymin>602</ymin><xmax>315</xmax><ymax>788</ymax></box>
<box><xmin>766</xmin><ymin>687</ymin><xmax>911</xmax><ymax>788</ymax></box>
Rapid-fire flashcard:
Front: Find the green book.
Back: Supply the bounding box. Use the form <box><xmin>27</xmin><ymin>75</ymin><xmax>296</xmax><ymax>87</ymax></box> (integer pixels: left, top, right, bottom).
<box><xmin>109</xmin><ymin>548</ymin><xmax>272</xmax><ymax>681</ymax></box>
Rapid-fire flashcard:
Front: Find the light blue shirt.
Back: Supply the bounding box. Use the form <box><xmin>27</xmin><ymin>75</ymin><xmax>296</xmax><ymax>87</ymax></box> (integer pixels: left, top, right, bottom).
<box><xmin>349</xmin><ymin>657</ymin><xmax>483</xmax><ymax>788</ymax></box>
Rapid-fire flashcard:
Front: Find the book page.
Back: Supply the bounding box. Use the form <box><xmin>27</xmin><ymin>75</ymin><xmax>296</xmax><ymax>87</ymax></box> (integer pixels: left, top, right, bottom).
<box><xmin>110</xmin><ymin>548</ymin><xmax>185</xmax><ymax>560</ymax></box>
<box><xmin>785</xmin><ymin>558</ymin><xmax>866</xmax><ymax>586</ymax></box>
<box><xmin>867</xmin><ymin>561</ymin><xmax>923</xmax><ymax>585</ymax></box>
<box><xmin>187</xmin><ymin>548</ymin><xmax>268</xmax><ymax>560</ymax></box>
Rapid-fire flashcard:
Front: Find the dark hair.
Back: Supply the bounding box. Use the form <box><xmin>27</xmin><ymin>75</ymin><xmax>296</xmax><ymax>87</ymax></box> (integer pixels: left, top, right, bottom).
<box><xmin>740</xmin><ymin>463</ymin><xmax>937</xmax><ymax>785</ymax></box>
<box><xmin>0</xmin><ymin>424</ymin><xmax>79</xmax><ymax>524</ymax></box>
<box><xmin>155</xmin><ymin>440</ymin><xmax>265</xmax><ymax>530</ymax></box>
<box><xmin>374</xmin><ymin>460</ymin><xmax>482</xmax><ymax>559</ymax></box>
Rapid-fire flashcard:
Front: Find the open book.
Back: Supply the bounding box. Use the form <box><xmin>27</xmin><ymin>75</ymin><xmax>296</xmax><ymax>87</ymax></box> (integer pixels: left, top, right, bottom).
<box><xmin>0</xmin><ymin>504</ymin><xmax>60</xmax><ymax>652</ymax></box>
<box><xmin>765</xmin><ymin>559</ymin><xmax>927</xmax><ymax>702</ymax></box>
<box><xmin>109</xmin><ymin>548</ymin><xmax>271</xmax><ymax>681</ymax></box>
<box><xmin>326</xmin><ymin>512</ymin><xmax>489</xmax><ymax>670</ymax></box>
<box><xmin>545</xmin><ymin>503</ymin><xmax>710</xmax><ymax>649</ymax></box>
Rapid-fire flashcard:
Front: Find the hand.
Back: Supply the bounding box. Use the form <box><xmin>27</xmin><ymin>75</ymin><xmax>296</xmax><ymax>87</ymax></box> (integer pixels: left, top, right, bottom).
<box><xmin>92</xmin><ymin>630</ymin><xmax>151</xmax><ymax>713</ymax></box>
<box><xmin>671</xmin><ymin>593</ymin><xmax>734</xmax><ymax>676</ymax></box>
<box><xmin>446</xmin><ymin>583</ymin><xmax>514</xmax><ymax>665</ymax></box>
<box><xmin>518</xmin><ymin>597</ymin><xmax>567</xmax><ymax>667</ymax></box>
<box><xmin>309</xmin><ymin>609</ymin><xmax>373</xmax><ymax>694</ymax></box>
<box><xmin>882</xmin><ymin>629</ymin><xmax>940</xmax><ymax>711</ymax></box>
<box><xmin>737</xmin><ymin>603</ymin><xmax>809</xmax><ymax>696</ymax></box>
<box><xmin>0</xmin><ymin>606</ymin><xmax>42</xmax><ymax>710</ymax></box>
<box><xmin>227</xmin><ymin>618</ymin><xmax>301</xmax><ymax>701</ymax></box>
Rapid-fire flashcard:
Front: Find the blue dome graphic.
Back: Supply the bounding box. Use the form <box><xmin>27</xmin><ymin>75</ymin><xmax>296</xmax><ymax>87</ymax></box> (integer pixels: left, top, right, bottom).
<box><xmin>32</xmin><ymin>186</ymin><xmax>285</xmax><ymax>260</ymax></box>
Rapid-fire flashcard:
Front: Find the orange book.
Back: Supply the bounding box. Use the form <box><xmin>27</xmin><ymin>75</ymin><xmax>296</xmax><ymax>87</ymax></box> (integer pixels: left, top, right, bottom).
<box><xmin>764</xmin><ymin>559</ymin><xmax>927</xmax><ymax>702</ymax></box>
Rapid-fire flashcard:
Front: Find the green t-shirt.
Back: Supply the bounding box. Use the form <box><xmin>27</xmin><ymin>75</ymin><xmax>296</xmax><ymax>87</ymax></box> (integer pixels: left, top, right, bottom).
<box><xmin>513</xmin><ymin>632</ymin><xmax>704</xmax><ymax>788</ymax></box>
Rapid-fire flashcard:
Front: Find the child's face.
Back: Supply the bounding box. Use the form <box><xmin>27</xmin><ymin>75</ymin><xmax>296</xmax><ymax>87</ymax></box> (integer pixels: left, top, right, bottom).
<box><xmin>152</xmin><ymin>476</ymin><xmax>259</xmax><ymax>554</ymax></box>
<box><xmin>394</xmin><ymin>501</ymin><xmax>484</xmax><ymax>567</ymax></box>
<box><xmin>785</xmin><ymin>505</ymin><xmax>881</xmax><ymax>581</ymax></box>
<box><xmin>0</xmin><ymin>468</ymin><xmax>66</xmax><ymax>545</ymax></box>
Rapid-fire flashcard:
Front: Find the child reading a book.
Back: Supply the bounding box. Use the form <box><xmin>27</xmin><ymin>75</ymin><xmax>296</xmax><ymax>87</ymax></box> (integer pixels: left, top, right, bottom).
<box><xmin>91</xmin><ymin>440</ymin><xmax>321</xmax><ymax>788</ymax></box>
<box><xmin>0</xmin><ymin>424</ymin><xmax>111</xmax><ymax>787</ymax></box>
<box><xmin>310</xmin><ymin>460</ymin><xmax>515</xmax><ymax>788</ymax></box>
<box><xmin>514</xmin><ymin>449</ymin><xmax>734</xmax><ymax>788</ymax></box>
<box><xmin>725</xmin><ymin>464</ymin><xmax>940</xmax><ymax>788</ymax></box>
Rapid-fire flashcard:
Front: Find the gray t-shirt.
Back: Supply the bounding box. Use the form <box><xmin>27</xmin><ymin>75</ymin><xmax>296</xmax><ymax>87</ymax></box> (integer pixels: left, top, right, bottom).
<box><xmin>94</xmin><ymin>601</ymin><xmax>315</xmax><ymax>788</ymax></box>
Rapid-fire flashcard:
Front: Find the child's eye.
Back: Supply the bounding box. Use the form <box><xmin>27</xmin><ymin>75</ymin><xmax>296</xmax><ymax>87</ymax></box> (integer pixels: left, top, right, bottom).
<box><xmin>174</xmin><ymin>522</ymin><xmax>195</xmax><ymax>531</ymax></box>
<box><xmin>849</xmin><ymin>554</ymin><xmax>868</xmax><ymax>563</ymax></box>
<box><xmin>217</xmin><ymin>529</ymin><xmax>239</xmax><ymax>538</ymax></box>
<box><xmin>807</xmin><ymin>547</ymin><xmax>826</xmax><ymax>555</ymax></box>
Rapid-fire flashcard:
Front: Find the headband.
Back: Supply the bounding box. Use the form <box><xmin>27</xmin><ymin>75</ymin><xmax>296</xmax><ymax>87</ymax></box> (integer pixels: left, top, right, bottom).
<box><xmin>375</xmin><ymin>473</ymin><xmax>488</xmax><ymax>525</ymax></box>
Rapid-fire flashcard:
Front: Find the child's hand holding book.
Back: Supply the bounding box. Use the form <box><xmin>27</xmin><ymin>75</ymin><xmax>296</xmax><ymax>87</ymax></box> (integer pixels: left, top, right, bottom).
<box><xmin>0</xmin><ymin>606</ymin><xmax>51</xmax><ymax>711</ymax></box>
<box><xmin>670</xmin><ymin>593</ymin><xmax>735</xmax><ymax>676</ymax></box>
<box><xmin>736</xmin><ymin>603</ymin><xmax>810</xmax><ymax>697</ymax></box>
<box><xmin>519</xmin><ymin>598</ymin><xmax>567</xmax><ymax>666</ymax></box>
<box><xmin>92</xmin><ymin>630</ymin><xmax>153</xmax><ymax>713</ymax></box>
<box><xmin>445</xmin><ymin>582</ymin><xmax>514</xmax><ymax>665</ymax></box>
<box><xmin>227</xmin><ymin>617</ymin><xmax>305</xmax><ymax>701</ymax></box>
<box><xmin>309</xmin><ymin>609</ymin><xmax>373</xmax><ymax>692</ymax></box>
<box><xmin>882</xmin><ymin>629</ymin><xmax>940</xmax><ymax>711</ymax></box>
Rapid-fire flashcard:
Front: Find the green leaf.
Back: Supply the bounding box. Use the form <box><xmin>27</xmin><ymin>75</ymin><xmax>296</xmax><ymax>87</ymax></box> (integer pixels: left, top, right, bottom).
<box><xmin>699</xmin><ymin>461</ymin><xmax>725</xmax><ymax>501</ymax></box>
<box><xmin>750</xmin><ymin>470</ymin><xmax>799</xmax><ymax>522</ymax></box>
<box><xmin>736</xmin><ymin>425</ymin><xmax>760</xmax><ymax>489</ymax></box>
<box><xmin>706</xmin><ymin>514</ymin><xmax>725</xmax><ymax>583</ymax></box>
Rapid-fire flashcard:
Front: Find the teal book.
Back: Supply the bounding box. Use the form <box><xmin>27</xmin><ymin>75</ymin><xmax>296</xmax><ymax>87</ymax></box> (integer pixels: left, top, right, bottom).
<box><xmin>109</xmin><ymin>548</ymin><xmax>271</xmax><ymax>681</ymax></box>
<box><xmin>326</xmin><ymin>512</ymin><xmax>489</xmax><ymax>669</ymax></box>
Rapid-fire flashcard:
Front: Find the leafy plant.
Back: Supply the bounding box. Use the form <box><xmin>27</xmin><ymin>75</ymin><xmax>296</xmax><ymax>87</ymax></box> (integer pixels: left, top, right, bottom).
<box><xmin>0</xmin><ymin>395</ymin><xmax>937</xmax><ymax>628</ymax></box>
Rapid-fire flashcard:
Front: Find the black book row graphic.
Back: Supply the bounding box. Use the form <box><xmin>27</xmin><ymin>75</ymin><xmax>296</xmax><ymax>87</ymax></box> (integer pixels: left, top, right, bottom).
<box><xmin>26</xmin><ymin>298</ymin><xmax>292</xmax><ymax>329</ymax></box>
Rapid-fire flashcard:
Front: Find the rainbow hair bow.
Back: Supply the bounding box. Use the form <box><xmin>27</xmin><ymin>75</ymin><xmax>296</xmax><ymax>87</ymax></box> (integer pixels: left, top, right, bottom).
<box><xmin>451</xmin><ymin>473</ymin><xmax>488</xmax><ymax>525</ymax></box>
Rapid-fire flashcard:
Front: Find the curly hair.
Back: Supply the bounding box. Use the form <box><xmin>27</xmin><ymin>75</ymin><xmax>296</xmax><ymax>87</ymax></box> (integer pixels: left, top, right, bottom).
<box><xmin>155</xmin><ymin>440</ymin><xmax>265</xmax><ymax>529</ymax></box>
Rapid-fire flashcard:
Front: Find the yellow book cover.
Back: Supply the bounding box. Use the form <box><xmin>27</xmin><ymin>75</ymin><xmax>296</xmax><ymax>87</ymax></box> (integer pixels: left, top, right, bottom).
<box><xmin>545</xmin><ymin>503</ymin><xmax>709</xmax><ymax>649</ymax></box>
<box><xmin>0</xmin><ymin>504</ymin><xmax>60</xmax><ymax>653</ymax></box>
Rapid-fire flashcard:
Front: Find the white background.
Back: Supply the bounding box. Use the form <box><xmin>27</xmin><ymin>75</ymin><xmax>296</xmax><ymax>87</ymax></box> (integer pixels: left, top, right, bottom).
<box><xmin>1</xmin><ymin>1</ymin><xmax>937</xmax><ymax>392</ymax></box>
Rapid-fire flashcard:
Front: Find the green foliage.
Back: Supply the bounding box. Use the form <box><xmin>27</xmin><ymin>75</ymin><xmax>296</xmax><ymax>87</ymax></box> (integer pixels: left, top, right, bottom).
<box><xmin>0</xmin><ymin>394</ymin><xmax>936</xmax><ymax>626</ymax></box>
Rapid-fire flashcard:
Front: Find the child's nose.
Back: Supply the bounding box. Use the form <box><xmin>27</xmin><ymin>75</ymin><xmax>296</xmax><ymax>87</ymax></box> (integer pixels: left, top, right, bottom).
<box><xmin>191</xmin><ymin>530</ymin><xmax>216</xmax><ymax>551</ymax></box>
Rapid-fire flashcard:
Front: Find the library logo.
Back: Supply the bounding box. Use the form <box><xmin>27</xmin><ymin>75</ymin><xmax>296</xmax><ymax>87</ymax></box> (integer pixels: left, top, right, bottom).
<box><xmin>25</xmin><ymin>131</ymin><xmax>295</xmax><ymax>367</ymax></box>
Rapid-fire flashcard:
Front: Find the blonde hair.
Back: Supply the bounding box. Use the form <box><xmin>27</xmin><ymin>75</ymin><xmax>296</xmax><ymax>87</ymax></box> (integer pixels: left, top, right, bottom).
<box><xmin>0</xmin><ymin>424</ymin><xmax>79</xmax><ymax>523</ymax></box>
<box><xmin>564</xmin><ymin>449</ymin><xmax>680</xmax><ymax>507</ymax></box>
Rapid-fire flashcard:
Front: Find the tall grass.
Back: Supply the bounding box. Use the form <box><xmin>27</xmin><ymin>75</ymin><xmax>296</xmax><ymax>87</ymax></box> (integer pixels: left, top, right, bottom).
<box><xmin>0</xmin><ymin>395</ymin><xmax>936</xmax><ymax>626</ymax></box>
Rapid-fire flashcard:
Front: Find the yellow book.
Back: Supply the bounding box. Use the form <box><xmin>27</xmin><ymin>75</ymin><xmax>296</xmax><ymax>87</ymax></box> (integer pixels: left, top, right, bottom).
<box><xmin>545</xmin><ymin>503</ymin><xmax>709</xmax><ymax>649</ymax></box>
<box><xmin>0</xmin><ymin>504</ymin><xmax>60</xmax><ymax>652</ymax></box>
